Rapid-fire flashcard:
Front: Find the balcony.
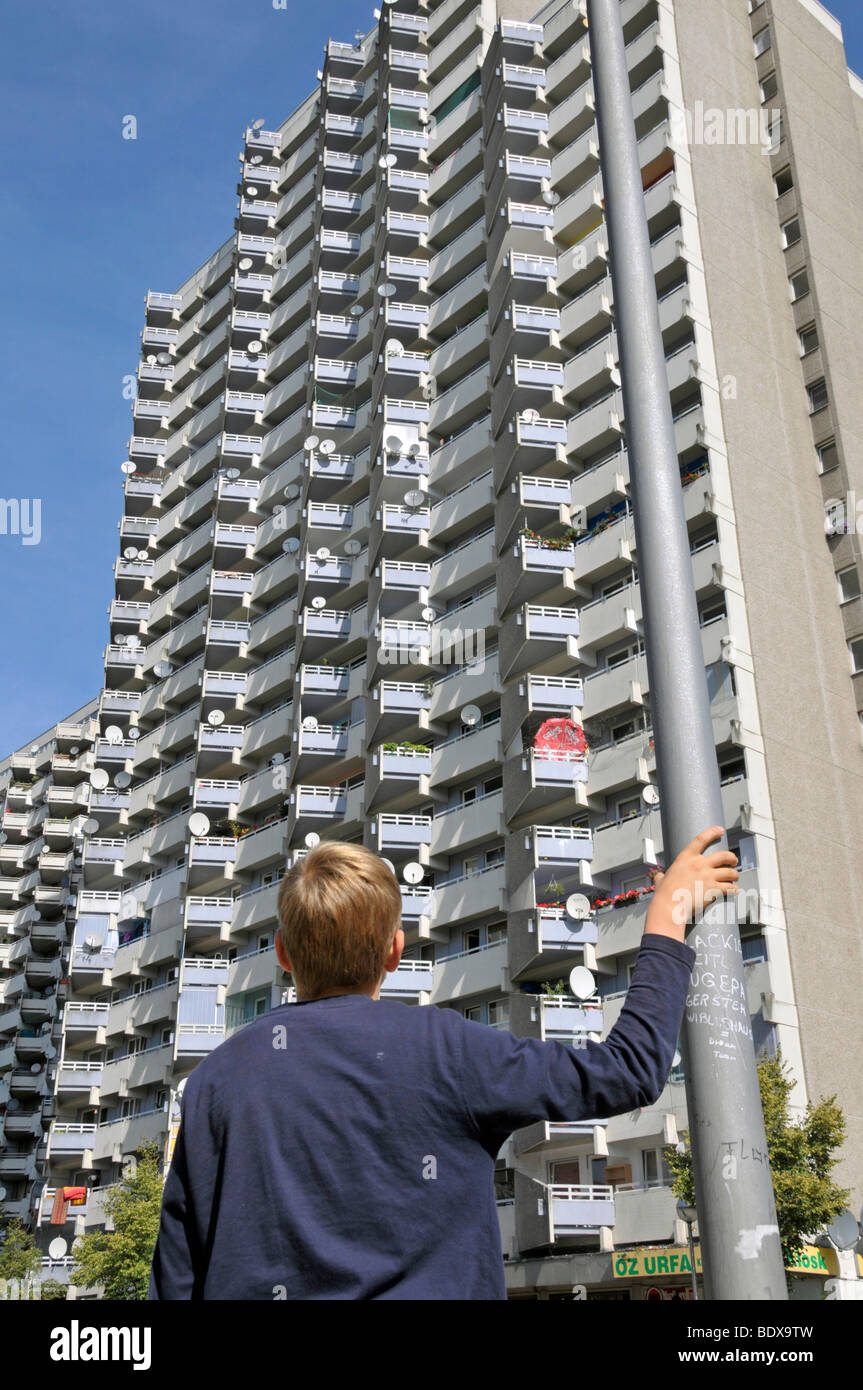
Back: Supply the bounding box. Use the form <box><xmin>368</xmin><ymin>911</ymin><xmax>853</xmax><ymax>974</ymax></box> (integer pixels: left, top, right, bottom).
<box><xmin>49</xmin><ymin>1123</ymin><xmax>98</xmax><ymax>1161</ymax></box>
<box><xmin>176</xmin><ymin>1023</ymin><xmax>225</xmax><ymax>1056</ymax></box>
<box><xmin>376</xmin><ymin>813</ymin><xmax>432</xmax><ymax>854</ymax></box>
<box><xmin>379</xmin><ymin>958</ymin><xmax>433</xmax><ymax>1003</ymax></box>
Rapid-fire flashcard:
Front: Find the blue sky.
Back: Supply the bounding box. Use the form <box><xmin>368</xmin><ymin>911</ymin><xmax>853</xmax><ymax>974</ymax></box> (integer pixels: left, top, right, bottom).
<box><xmin>1</xmin><ymin>0</ymin><xmax>861</xmax><ymax>752</ymax></box>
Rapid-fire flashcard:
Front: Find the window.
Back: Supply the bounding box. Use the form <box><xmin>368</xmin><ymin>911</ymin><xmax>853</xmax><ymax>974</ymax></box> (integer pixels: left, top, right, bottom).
<box><xmin>774</xmin><ymin>167</ymin><xmax>793</xmax><ymax>196</ymax></box>
<box><xmin>488</xmin><ymin>999</ymin><xmax>509</xmax><ymax>1027</ymax></box>
<box><xmin>617</xmin><ymin>795</ymin><xmax>641</xmax><ymax>820</ymax></box>
<box><xmin>699</xmin><ymin>596</ymin><xmax>727</xmax><ymax>625</ymax></box>
<box><xmin>798</xmin><ymin>324</ymin><xmax>818</xmax><ymax>356</ymax></box>
<box><xmin>464</xmin><ymin>1005</ymin><xmax>482</xmax><ymax>1022</ymax></box>
<box><xmin>838</xmin><ymin>567</ymin><xmax>861</xmax><ymax>604</ymax></box>
<box><xmin>642</xmin><ymin>1148</ymin><xmax>673</xmax><ymax>1186</ymax></box>
<box><xmin>850</xmin><ymin>637</ymin><xmax>863</xmax><ymax>674</ymax></box>
<box><xmin>760</xmin><ymin>71</ymin><xmax>778</xmax><ymax>102</ymax></box>
<box><xmin>781</xmin><ymin>217</ymin><xmax>801</xmax><ymax>248</ymax></box>
<box><xmin>816</xmin><ymin>440</ymin><xmax>838</xmax><ymax>474</ymax></box>
<box><xmin>807</xmin><ymin>378</ymin><xmax>829</xmax><ymax>414</ymax></box>
<box><xmin>155</xmin><ymin>1089</ymin><xmax>168</xmax><ymax>1111</ymax></box>
<box><xmin>127</xmin><ymin>1036</ymin><xmax>146</xmax><ymax>1057</ymax></box>
<box><xmin>487</xmin><ymin>922</ymin><xmax>507</xmax><ymax>945</ymax></box>
<box><xmin>463</xmin><ymin>855</ymin><xmax>479</xmax><ymax>876</ymax></box>
<box><xmin>483</xmin><ymin>775</ymin><xmax>502</xmax><ymax>795</ymax></box>
<box><xmin>790</xmin><ymin>268</ymin><xmax>809</xmax><ymax>301</ymax></box>
<box><xmin>484</xmin><ymin>846</ymin><xmax>505</xmax><ymax>868</ymax></box>
<box><xmin>753</xmin><ymin>27</ymin><xmax>772</xmax><ymax>56</ymax></box>
<box><xmin>463</xmin><ymin>928</ymin><xmax>481</xmax><ymax>953</ymax></box>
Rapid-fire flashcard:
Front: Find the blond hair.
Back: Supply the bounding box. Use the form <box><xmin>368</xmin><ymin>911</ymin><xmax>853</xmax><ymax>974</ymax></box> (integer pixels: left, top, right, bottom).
<box><xmin>277</xmin><ymin>841</ymin><xmax>402</xmax><ymax>996</ymax></box>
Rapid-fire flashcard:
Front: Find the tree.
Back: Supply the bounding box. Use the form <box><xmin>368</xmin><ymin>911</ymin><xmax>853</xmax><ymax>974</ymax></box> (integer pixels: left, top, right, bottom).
<box><xmin>70</xmin><ymin>1140</ymin><xmax>164</xmax><ymax>1300</ymax></box>
<box><xmin>0</xmin><ymin>1217</ymin><xmax>41</xmax><ymax>1282</ymax></box>
<box><xmin>665</xmin><ymin>1051</ymin><xmax>850</xmax><ymax>1277</ymax></box>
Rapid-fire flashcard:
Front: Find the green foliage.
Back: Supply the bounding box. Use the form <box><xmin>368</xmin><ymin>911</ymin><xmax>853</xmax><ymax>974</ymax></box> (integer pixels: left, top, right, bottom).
<box><xmin>0</xmin><ymin>1218</ymin><xmax>41</xmax><ymax>1281</ymax></box>
<box><xmin>664</xmin><ymin>1052</ymin><xmax>849</xmax><ymax>1265</ymax></box>
<box><xmin>70</xmin><ymin>1140</ymin><xmax>164</xmax><ymax>1300</ymax></box>
<box><xmin>38</xmin><ymin>1278</ymin><xmax>68</xmax><ymax>1301</ymax></box>
<box><xmin>541</xmin><ymin>979</ymin><xmax>568</xmax><ymax>997</ymax></box>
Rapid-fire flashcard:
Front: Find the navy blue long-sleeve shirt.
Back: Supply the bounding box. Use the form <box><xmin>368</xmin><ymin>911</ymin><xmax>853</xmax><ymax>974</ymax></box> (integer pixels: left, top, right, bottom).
<box><xmin>149</xmin><ymin>932</ymin><xmax>694</xmax><ymax>1300</ymax></box>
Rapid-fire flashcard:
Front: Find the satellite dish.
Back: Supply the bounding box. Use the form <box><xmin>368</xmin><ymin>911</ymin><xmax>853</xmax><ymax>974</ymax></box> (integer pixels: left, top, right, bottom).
<box><xmin>386</xmin><ymin>435</ymin><xmax>404</xmax><ymax>455</ymax></box>
<box><xmin>238</xmin><ymin>257</ymin><xmax>254</xmax><ymax>270</ymax></box>
<box><xmin>104</xmin><ymin>725</ymin><xmax>123</xmax><ymax>744</ymax></box>
<box><xmin>641</xmin><ymin>785</ymin><xmax>660</xmax><ymax>806</ymax></box>
<box><xmin>305</xmin><ymin>832</ymin><xmax>321</xmax><ymax>849</ymax></box>
<box><xmin>245</xmin><ymin>185</ymin><xmax>259</xmax><ymax>197</ymax></box>
<box><xmin>311</xmin><ymin>596</ymin><xmax>327</xmax><ymax>609</ymax></box>
<box><xmin>344</xmin><ymin>539</ymin><xmax>361</xmax><ymax>555</ymax></box>
<box><xmin>247</xmin><ymin>339</ymin><xmax>264</xmax><ymax>354</ymax></box>
<box><xmin>83</xmin><ymin>934</ymin><xmax>102</xmax><ymax>953</ymax></box>
<box><xmin>377</xmin><ymin>283</ymin><xmax>397</xmax><ymax>298</ymax></box>
<box><xmin>128</xmin><ymin>727</ymin><xmax>141</xmax><ymax>740</ymax></box>
<box><xmin>121</xmin><ymin>461</ymin><xmax>136</xmax><ymax>474</ymax></box>
<box><xmin>565</xmin><ymin>893</ymin><xmax>591</xmax><ymax>920</ymax></box>
<box><xmin>69</xmin><ymin>745</ymin><xmax>80</xmax><ymax>755</ymax></box>
<box><xmin>316</xmin><ymin>546</ymin><xmax>331</xmax><ymax>559</ymax></box>
<box><xmin>0</xmin><ymin>1187</ymin><xmax>5</xmax><ymax>1202</ymax></box>
<box><xmin>251</xmin><ymin>118</ymin><xmax>266</xmax><ymax>131</ymax></box>
<box><xmin>156</xmin><ymin>352</ymin><xmax>172</xmax><ymax>366</ymax></box>
<box><xmin>48</xmin><ymin>1238</ymin><xmax>68</xmax><ymax>1260</ymax></box>
<box><xmin>302</xmin><ymin>717</ymin><xmax>319</xmax><ymax>732</ymax></box>
<box><xmin>89</xmin><ymin>769</ymin><xmax>109</xmax><ymax>791</ymax></box>
<box><xmin>319</xmin><ymin>439</ymin><xmax>336</xmax><ymax>455</ymax></box>
<box><xmin>125</xmin><ymin>635</ymin><xmax>141</xmax><ymax>648</ymax></box>
<box><xmin>283</xmin><ymin>537</ymin><xmax>300</xmax><ymax>553</ymax></box>
<box><xmin>671</xmin><ymin>1049</ymin><xmax>682</xmax><ymax>1069</ymax></box>
<box><xmin>207</xmin><ymin>710</ymin><xmax>226</xmax><ymax>726</ymax></box>
<box><xmin>123</xmin><ymin>547</ymin><xmax>139</xmax><ymax>560</ymax></box>
<box><xmin>188</xmin><ymin>812</ymin><xmax>211</xmax><ymax>838</ymax></box>
<box><xmin>349</xmin><ymin>304</ymin><xmax>364</xmax><ymax>316</ymax></box>
<box><xmin>522</xmin><ymin>408</ymin><xmax>540</xmax><ymax>423</ymax></box>
<box><xmin>402</xmin><ymin>862</ymin><xmax>424</xmax><ymax>886</ymax></box>
<box><xmin>113</xmin><ymin>771</ymin><xmax>132</xmax><ymax>789</ymax></box>
<box><xmin>421</xmin><ymin>607</ymin><xmax>437</xmax><ymax>623</ymax></box>
<box><xmin>271</xmin><ymin>752</ymin><xmax>286</xmax><ymax>765</ymax></box>
<box><xmin>385</xmin><ymin>339</ymin><xmax>403</xmax><ymax>356</ymax></box>
<box><xmin>568</xmin><ymin>965</ymin><xmax>596</xmax><ymax>1000</ymax></box>
<box><xmin>82</xmin><ymin>819</ymin><xmax>100</xmax><ymax>835</ymax></box>
<box><xmin>304</xmin><ymin>435</ymin><xmax>321</xmax><ymax>451</ymax></box>
<box><xmin>403</xmin><ymin>490</ymin><xmax>426</xmax><ymax>510</ymax></box>
<box><xmin>381</xmin><ymin>857</ymin><xmax>396</xmax><ymax>876</ymax></box>
<box><xmin>250</xmin><ymin>154</ymin><xmax>264</xmax><ymax>164</ymax></box>
<box><xmin>284</xmin><ymin>483</ymin><xmax>301</xmax><ymax>499</ymax></box>
<box><xmin>154</xmin><ymin>661</ymin><xmax>173</xmax><ymax>678</ymax></box>
<box><xmin>225</xmin><ymin>467</ymin><xmax>241</xmax><ymax>479</ymax></box>
<box><xmin>407</xmin><ymin>442</ymin><xmax>422</xmax><ymax>458</ymax></box>
<box><xmin>146</xmin><ymin>354</ymin><xmax>157</xmax><ymax>364</ymax></box>
<box><xmin>461</xmin><ymin>705</ymin><xmax>481</xmax><ymax>727</ymax></box>
<box><xmin>827</xmin><ymin>1210</ymin><xmax>860</xmax><ymax>1251</ymax></box>
<box><xmin>542</xmin><ymin>189</ymin><xmax>561</xmax><ymax>206</ymax></box>
<box><xmin>30</xmin><ymin>744</ymin><xmax>39</xmax><ymax>752</ymax></box>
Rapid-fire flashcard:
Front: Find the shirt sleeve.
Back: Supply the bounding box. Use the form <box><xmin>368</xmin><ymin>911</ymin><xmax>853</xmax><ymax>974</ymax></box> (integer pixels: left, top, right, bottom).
<box><xmin>456</xmin><ymin>933</ymin><xmax>695</xmax><ymax>1152</ymax></box>
<box><xmin>148</xmin><ymin>1069</ymin><xmax>220</xmax><ymax>1300</ymax></box>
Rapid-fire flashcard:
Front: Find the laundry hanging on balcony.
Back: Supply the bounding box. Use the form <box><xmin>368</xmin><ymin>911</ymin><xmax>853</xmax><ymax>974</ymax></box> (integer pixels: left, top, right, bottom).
<box><xmin>534</xmin><ymin>717</ymin><xmax>587</xmax><ymax>760</ymax></box>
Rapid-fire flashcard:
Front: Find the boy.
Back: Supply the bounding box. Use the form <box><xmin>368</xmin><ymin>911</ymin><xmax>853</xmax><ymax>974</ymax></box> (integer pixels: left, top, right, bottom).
<box><xmin>149</xmin><ymin>826</ymin><xmax>737</xmax><ymax>1300</ymax></box>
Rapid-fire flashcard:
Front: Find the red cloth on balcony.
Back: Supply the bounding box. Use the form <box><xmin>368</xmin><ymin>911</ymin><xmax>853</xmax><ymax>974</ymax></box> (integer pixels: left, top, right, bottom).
<box><xmin>534</xmin><ymin>717</ymin><xmax>587</xmax><ymax>758</ymax></box>
<box><xmin>50</xmin><ymin>1190</ymin><xmax>68</xmax><ymax>1224</ymax></box>
<box><xmin>63</xmin><ymin>1186</ymin><xmax>87</xmax><ymax>1205</ymax></box>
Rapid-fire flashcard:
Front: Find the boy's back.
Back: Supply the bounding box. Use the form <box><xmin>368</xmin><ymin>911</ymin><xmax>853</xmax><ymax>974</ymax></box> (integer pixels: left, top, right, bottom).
<box><xmin>149</xmin><ymin>933</ymin><xmax>694</xmax><ymax>1300</ymax></box>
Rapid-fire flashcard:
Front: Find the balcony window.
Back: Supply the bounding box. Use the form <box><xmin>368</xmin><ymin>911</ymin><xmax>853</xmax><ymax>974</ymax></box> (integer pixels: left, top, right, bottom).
<box><xmin>807</xmin><ymin>378</ymin><xmax>828</xmax><ymax>414</ymax></box>
<box><xmin>753</xmin><ymin>27</ymin><xmax>771</xmax><ymax>57</ymax></box>
<box><xmin>699</xmin><ymin>596</ymin><xmax>727</xmax><ymax>626</ymax></box>
<box><xmin>798</xmin><ymin>324</ymin><xmax>818</xmax><ymax>356</ymax></box>
<box><xmin>774</xmin><ymin>166</ymin><xmax>793</xmax><ymax>196</ymax></box>
<box><xmin>816</xmin><ymin>439</ymin><xmax>838</xmax><ymax>474</ymax></box>
<box><xmin>641</xmin><ymin>1148</ymin><xmax>673</xmax><ymax>1187</ymax></box>
<box><xmin>838</xmin><ymin>567</ymin><xmax>861</xmax><ymax>605</ymax></box>
<box><xmin>781</xmin><ymin>217</ymin><xmax>801</xmax><ymax>249</ymax></box>
<box><xmin>849</xmin><ymin>637</ymin><xmax>863</xmax><ymax>674</ymax></box>
<box><xmin>789</xmin><ymin>267</ymin><xmax>810</xmax><ymax>302</ymax></box>
<box><xmin>760</xmin><ymin>71</ymin><xmax>778</xmax><ymax>103</ymax></box>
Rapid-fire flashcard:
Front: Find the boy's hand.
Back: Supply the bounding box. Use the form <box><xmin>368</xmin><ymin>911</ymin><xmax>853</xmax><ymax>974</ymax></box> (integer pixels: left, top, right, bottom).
<box><xmin>644</xmin><ymin>826</ymin><xmax>739</xmax><ymax>944</ymax></box>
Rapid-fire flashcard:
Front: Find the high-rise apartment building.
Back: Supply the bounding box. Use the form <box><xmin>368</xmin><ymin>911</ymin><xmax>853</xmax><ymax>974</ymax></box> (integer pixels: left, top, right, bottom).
<box><xmin>2</xmin><ymin>0</ymin><xmax>862</xmax><ymax>1299</ymax></box>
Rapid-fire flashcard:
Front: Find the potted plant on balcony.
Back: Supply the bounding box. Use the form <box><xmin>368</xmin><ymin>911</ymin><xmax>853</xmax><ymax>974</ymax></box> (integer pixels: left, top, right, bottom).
<box><xmin>543</xmin><ymin>878</ymin><xmax>566</xmax><ymax>908</ymax></box>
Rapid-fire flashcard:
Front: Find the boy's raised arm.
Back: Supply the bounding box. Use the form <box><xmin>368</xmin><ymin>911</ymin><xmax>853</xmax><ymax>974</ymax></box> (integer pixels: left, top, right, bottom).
<box><xmin>455</xmin><ymin>827</ymin><xmax>738</xmax><ymax>1149</ymax></box>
